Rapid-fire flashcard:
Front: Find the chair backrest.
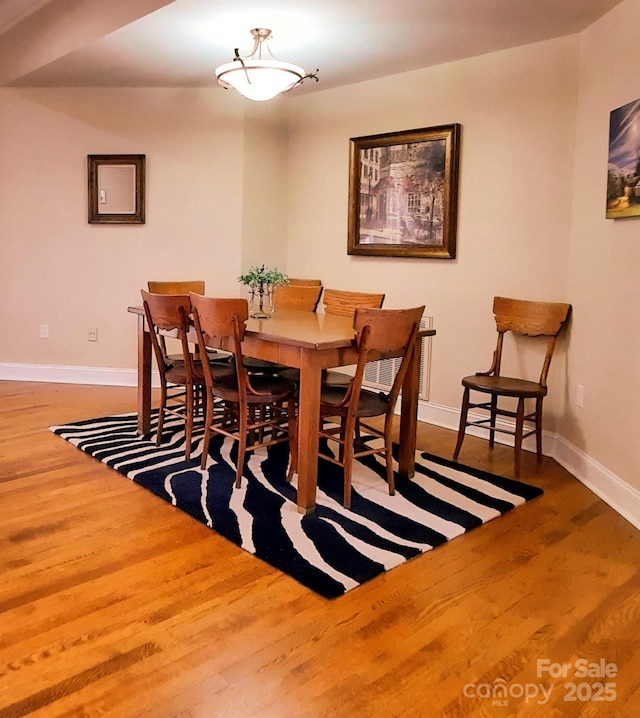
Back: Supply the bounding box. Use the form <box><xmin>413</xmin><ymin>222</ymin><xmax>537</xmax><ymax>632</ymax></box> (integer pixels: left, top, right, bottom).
<box><xmin>322</xmin><ymin>289</ymin><xmax>385</xmax><ymax>317</ymax></box>
<box><xmin>287</xmin><ymin>278</ymin><xmax>322</xmax><ymax>286</ymax></box>
<box><xmin>272</xmin><ymin>284</ymin><xmax>323</xmax><ymax>312</ymax></box>
<box><xmin>148</xmin><ymin>280</ymin><xmax>205</xmax><ymax>295</ymax></box>
<box><xmin>141</xmin><ymin>290</ymin><xmax>194</xmax><ymax>375</ymax></box>
<box><xmin>189</xmin><ymin>294</ymin><xmax>248</xmax><ymax>353</ymax></box>
<box><xmin>492</xmin><ymin>296</ymin><xmax>572</xmax><ymax>385</ymax></box>
<box><xmin>346</xmin><ymin>306</ymin><xmax>424</xmax><ymax>409</ymax></box>
<box><xmin>190</xmin><ymin>294</ymin><xmax>255</xmax><ymax>398</ymax></box>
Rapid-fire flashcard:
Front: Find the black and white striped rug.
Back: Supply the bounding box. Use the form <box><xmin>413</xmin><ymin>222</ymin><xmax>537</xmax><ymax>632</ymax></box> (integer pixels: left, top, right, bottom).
<box><xmin>50</xmin><ymin>411</ymin><xmax>542</xmax><ymax>599</ymax></box>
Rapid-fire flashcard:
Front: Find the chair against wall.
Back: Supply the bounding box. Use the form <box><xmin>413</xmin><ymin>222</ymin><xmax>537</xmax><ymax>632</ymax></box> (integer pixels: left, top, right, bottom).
<box><xmin>314</xmin><ymin>305</ymin><xmax>424</xmax><ymax>508</ymax></box>
<box><xmin>453</xmin><ymin>296</ymin><xmax>572</xmax><ymax>477</ymax></box>
<box><xmin>141</xmin><ymin>290</ymin><xmax>233</xmax><ymax>460</ymax></box>
<box><xmin>190</xmin><ymin>293</ymin><xmax>298</xmax><ymax>488</ymax></box>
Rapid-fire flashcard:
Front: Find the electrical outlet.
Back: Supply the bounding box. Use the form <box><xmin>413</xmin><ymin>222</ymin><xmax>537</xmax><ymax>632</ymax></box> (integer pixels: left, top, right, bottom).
<box><xmin>40</xmin><ymin>324</ymin><xmax>49</xmax><ymax>339</ymax></box>
<box><xmin>576</xmin><ymin>384</ymin><xmax>585</xmax><ymax>408</ymax></box>
<box><xmin>88</xmin><ymin>328</ymin><xmax>98</xmax><ymax>342</ymax></box>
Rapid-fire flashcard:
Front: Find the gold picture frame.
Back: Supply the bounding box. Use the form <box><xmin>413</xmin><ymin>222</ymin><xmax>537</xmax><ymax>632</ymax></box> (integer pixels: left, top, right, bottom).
<box><xmin>348</xmin><ymin>124</ymin><xmax>460</xmax><ymax>259</ymax></box>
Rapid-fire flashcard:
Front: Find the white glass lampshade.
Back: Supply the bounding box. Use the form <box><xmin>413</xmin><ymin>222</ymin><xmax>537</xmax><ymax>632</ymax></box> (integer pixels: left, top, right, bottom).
<box><xmin>216</xmin><ymin>59</ymin><xmax>305</xmax><ymax>102</ymax></box>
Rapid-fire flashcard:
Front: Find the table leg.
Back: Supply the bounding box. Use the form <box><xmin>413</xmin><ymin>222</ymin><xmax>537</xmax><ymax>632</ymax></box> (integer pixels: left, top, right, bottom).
<box><xmin>137</xmin><ymin>313</ymin><xmax>152</xmax><ymax>435</ymax></box>
<box><xmin>296</xmin><ymin>351</ymin><xmax>322</xmax><ymax>514</ymax></box>
<box><xmin>398</xmin><ymin>334</ymin><xmax>421</xmax><ymax>479</ymax></box>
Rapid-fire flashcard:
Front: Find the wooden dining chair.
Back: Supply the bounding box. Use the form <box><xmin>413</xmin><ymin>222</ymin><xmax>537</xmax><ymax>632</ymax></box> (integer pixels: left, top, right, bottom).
<box><xmin>243</xmin><ymin>283</ymin><xmax>324</xmax><ymax>376</ymax></box>
<box><xmin>141</xmin><ymin>290</ymin><xmax>233</xmax><ymax>460</ymax></box>
<box><xmin>287</xmin><ymin>278</ymin><xmax>322</xmax><ymax>286</ymax></box>
<box><xmin>322</xmin><ymin>289</ymin><xmax>385</xmax><ymax>317</ymax></box>
<box><xmin>272</xmin><ymin>284</ymin><xmax>323</xmax><ymax>312</ymax></box>
<box><xmin>146</xmin><ymin>280</ymin><xmax>228</xmax><ymax>364</ymax></box>
<box><xmin>190</xmin><ymin>293</ymin><xmax>298</xmax><ymax>488</ymax></box>
<box><xmin>453</xmin><ymin>296</ymin><xmax>572</xmax><ymax>477</ymax></box>
<box><xmin>316</xmin><ymin>288</ymin><xmax>386</xmax><ymax>386</ymax></box>
<box><xmin>315</xmin><ymin>305</ymin><xmax>424</xmax><ymax>508</ymax></box>
<box><xmin>147</xmin><ymin>280</ymin><xmax>205</xmax><ymax>295</ymax></box>
<box><xmin>279</xmin><ymin>288</ymin><xmax>386</xmax><ymax>387</ymax></box>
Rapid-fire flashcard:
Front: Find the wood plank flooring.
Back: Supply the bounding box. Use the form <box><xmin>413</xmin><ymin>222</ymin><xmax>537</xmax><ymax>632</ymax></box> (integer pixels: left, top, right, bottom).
<box><xmin>1</xmin><ymin>380</ymin><xmax>639</xmax><ymax>717</ymax></box>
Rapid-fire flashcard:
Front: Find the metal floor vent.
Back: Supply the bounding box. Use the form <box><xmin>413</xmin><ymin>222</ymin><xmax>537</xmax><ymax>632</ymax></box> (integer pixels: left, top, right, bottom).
<box><xmin>363</xmin><ymin>316</ymin><xmax>433</xmax><ymax>401</ymax></box>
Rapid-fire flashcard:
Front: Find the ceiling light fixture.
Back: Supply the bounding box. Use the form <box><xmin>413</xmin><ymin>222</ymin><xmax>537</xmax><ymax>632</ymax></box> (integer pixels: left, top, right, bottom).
<box><xmin>215</xmin><ymin>28</ymin><xmax>319</xmax><ymax>102</ymax></box>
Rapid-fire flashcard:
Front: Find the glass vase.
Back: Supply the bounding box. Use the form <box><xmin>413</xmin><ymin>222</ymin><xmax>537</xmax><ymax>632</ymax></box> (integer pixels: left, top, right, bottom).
<box><xmin>249</xmin><ymin>282</ymin><xmax>271</xmax><ymax>319</ymax></box>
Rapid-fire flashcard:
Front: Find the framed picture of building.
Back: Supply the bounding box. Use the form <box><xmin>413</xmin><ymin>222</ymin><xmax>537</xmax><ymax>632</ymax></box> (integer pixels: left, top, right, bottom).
<box><xmin>606</xmin><ymin>97</ymin><xmax>640</xmax><ymax>219</ymax></box>
<box><xmin>348</xmin><ymin>124</ymin><xmax>461</xmax><ymax>259</ymax></box>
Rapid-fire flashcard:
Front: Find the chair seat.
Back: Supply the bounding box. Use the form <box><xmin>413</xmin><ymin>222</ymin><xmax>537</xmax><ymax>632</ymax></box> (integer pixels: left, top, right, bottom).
<box><xmin>165</xmin><ymin>364</ymin><xmax>193</xmax><ymax>385</ymax></box>
<box><xmin>167</xmin><ymin>350</ymin><xmax>229</xmax><ymax>364</ymax></box>
<box><xmin>278</xmin><ymin>368</ymin><xmax>299</xmax><ymax>383</ymax></box>
<box><xmin>212</xmin><ymin>374</ymin><xmax>297</xmax><ymax>404</ymax></box>
<box><xmin>323</xmin><ymin>370</ymin><xmax>352</xmax><ymax>386</ymax></box>
<box><xmin>241</xmin><ymin>357</ymin><xmax>288</xmax><ymax>374</ymax></box>
<box><xmin>462</xmin><ymin>374</ymin><xmax>547</xmax><ymax>398</ymax></box>
<box><xmin>166</xmin><ymin>360</ymin><xmax>234</xmax><ymax>385</ymax></box>
<box><xmin>279</xmin><ymin>368</ymin><xmax>352</xmax><ymax>386</ymax></box>
<box><xmin>320</xmin><ymin>385</ymin><xmax>389</xmax><ymax>417</ymax></box>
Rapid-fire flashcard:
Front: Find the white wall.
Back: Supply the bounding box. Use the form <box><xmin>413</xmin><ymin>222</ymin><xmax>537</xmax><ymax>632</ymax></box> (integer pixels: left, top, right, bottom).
<box><xmin>284</xmin><ymin>36</ymin><xmax>579</xmax><ymax>427</ymax></box>
<box><xmin>563</xmin><ymin>0</ymin><xmax>640</xmax><ymax>487</ymax></box>
<box><xmin>0</xmin><ymin>87</ymin><xmax>246</xmax><ymax>369</ymax></box>
<box><xmin>240</xmin><ymin>100</ymin><xmax>289</xmax><ymax>272</ymax></box>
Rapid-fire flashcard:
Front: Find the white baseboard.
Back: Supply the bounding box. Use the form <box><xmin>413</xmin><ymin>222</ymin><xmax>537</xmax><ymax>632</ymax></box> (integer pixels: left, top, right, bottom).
<box><xmin>418</xmin><ymin>399</ymin><xmax>640</xmax><ymax>531</ymax></box>
<box><xmin>551</xmin><ymin>435</ymin><xmax>640</xmax><ymax>531</ymax></box>
<box><xmin>2</xmin><ymin>362</ymin><xmax>638</xmax><ymax>531</ymax></box>
<box><xmin>0</xmin><ymin>362</ymin><xmax>160</xmax><ymax>387</ymax></box>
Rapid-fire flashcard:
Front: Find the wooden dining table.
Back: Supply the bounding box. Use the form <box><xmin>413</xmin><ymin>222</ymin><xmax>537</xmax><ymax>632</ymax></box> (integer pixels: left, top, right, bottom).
<box><xmin>128</xmin><ymin>305</ymin><xmax>435</xmax><ymax>514</ymax></box>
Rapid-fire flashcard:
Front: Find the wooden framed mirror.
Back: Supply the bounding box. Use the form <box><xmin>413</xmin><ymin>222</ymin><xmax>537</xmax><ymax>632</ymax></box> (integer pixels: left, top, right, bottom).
<box><xmin>88</xmin><ymin>154</ymin><xmax>145</xmax><ymax>224</ymax></box>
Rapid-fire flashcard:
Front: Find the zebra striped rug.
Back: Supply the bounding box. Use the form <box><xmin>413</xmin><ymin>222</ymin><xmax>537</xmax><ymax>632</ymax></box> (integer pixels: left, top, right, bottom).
<box><xmin>50</xmin><ymin>411</ymin><xmax>542</xmax><ymax>599</ymax></box>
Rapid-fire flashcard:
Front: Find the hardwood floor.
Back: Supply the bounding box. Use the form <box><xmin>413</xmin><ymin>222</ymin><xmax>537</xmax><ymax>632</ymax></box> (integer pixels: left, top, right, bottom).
<box><xmin>1</xmin><ymin>380</ymin><xmax>639</xmax><ymax>717</ymax></box>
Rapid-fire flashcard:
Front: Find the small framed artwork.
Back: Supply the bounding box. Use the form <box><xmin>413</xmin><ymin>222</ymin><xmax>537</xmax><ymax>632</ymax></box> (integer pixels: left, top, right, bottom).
<box><xmin>606</xmin><ymin>98</ymin><xmax>640</xmax><ymax>219</ymax></box>
<box><xmin>88</xmin><ymin>154</ymin><xmax>146</xmax><ymax>224</ymax></box>
<box><xmin>348</xmin><ymin>124</ymin><xmax>461</xmax><ymax>259</ymax></box>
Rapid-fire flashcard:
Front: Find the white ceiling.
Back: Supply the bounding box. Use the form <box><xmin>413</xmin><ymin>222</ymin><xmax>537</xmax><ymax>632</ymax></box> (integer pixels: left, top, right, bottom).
<box><xmin>1</xmin><ymin>0</ymin><xmax>625</xmax><ymax>93</ymax></box>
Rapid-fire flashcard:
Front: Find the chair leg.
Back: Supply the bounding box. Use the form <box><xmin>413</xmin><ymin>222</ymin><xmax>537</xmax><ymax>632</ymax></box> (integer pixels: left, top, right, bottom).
<box><xmin>489</xmin><ymin>395</ymin><xmax>498</xmax><ymax>448</ymax></box>
<box><xmin>286</xmin><ymin>398</ymin><xmax>297</xmax><ymax>481</ymax></box>
<box><xmin>453</xmin><ymin>388</ymin><xmax>470</xmax><ymax>461</ymax></box>
<box><xmin>338</xmin><ymin>421</ymin><xmax>347</xmax><ymax>464</ymax></box>
<box><xmin>535</xmin><ymin>397</ymin><xmax>544</xmax><ymax>462</ymax></box>
<box><xmin>185</xmin><ymin>383</ymin><xmax>194</xmax><ymax>461</ymax></box>
<box><xmin>514</xmin><ymin>398</ymin><xmax>525</xmax><ymax>478</ymax></box>
<box><xmin>384</xmin><ymin>413</ymin><xmax>395</xmax><ymax>496</ymax></box>
<box><xmin>342</xmin><ymin>415</ymin><xmax>356</xmax><ymax>509</ymax></box>
<box><xmin>200</xmin><ymin>391</ymin><xmax>214</xmax><ymax>470</ymax></box>
<box><xmin>248</xmin><ymin>405</ymin><xmax>258</xmax><ymax>445</ymax></box>
<box><xmin>156</xmin><ymin>382</ymin><xmax>167</xmax><ymax>446</ymax></box>
<box><xmin>235</xmin><ymin>403</ymin><xmax>248</xmax><ymax>489</ymax></box>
